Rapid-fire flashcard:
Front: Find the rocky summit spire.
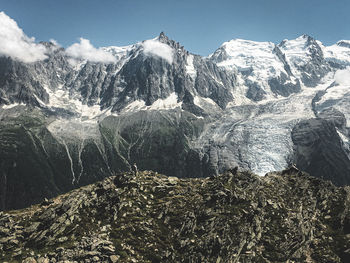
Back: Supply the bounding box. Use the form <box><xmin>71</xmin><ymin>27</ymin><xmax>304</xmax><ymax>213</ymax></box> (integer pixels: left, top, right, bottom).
<box><xmin>158</xmin><ymin>31</ymin><xmax>169</xmax><ymax>42</ymax></box>
<box><xmin>157</xmin><ymin>31</ymin><xmax>186</xmax><ymax>53</ymax></box>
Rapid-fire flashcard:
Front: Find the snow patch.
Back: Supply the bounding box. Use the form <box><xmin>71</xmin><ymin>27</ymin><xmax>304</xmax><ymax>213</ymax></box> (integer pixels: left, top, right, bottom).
<box><xmin>337</xmin><ymin>129</ymin><xmax>350</xmax><ymax>145</ymax></box>
<box><xmin>1</xmin><ymin>102</ymin><xmax>27</xmax><ymax>109</ymax></box>
<box><xmin>185</xmin><ymin>55</ymin><xmax>197</xmax><ymax>79</ymax></box>
<box><xmin>41</xmin><ymin>85</ymin><xmax>111</xmax><ymax>121</ymax></box>
<box><xmin>149</xmin><ymin>93</ymin><xmax>181</xmax><ymax>110</ymax></box>
<box><xmin>143</xmin><ymin>39</ymin><xmax>173</xmax><ymax>64</ymax></box>
<box><xmin>337</xmin><ymin>128</ymin><xmax>350</xmax><ymax>160</ymax></box>
<box><xmin>123</xmin><ymin>100</ymin><xmax>146</xmax><ymax>112</ymax></box>
<box><xmin>123</xmin><ymin>92</ymin><xmax>182</xmax><ymax>113</ymax></box>
<box><xmin>193</xmin><ymin>96</ymin><xmax>221</xmax><ymax>111</ymax></box>
<box><xmin>103</xmin><ymin>45</ymin><xmax>134</xmax><ymax>60</ymax></box>
<box><xmin>194</xmin><ymin>96</ymin><xmax>216</xmax><ymax>106</ymax></box>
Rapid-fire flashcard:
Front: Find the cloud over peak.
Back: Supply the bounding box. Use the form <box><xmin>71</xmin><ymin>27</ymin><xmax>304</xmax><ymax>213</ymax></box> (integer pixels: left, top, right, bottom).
<box><xmin>143</xmin><ymin>39</ymin><xmax>174</xmax><ymax>64</ymax></box>
<box><xmin>0</xmin><ymin>12</ymin><xmax>48</xmax><ymax>63</ymax></box>
<box><xmin>65</xmin><ymin>38</ymin><xmax>116</xmax><ymax>64</ymax></box>
<box><xmin>0</xmin><ymin>12</ymin><xmax>116</xmax><ymax>65</ymax></box>
<box><xmin>335</xmin><ymin>67</ymin><xmax>350</xmax><ymax>86</ymax></box>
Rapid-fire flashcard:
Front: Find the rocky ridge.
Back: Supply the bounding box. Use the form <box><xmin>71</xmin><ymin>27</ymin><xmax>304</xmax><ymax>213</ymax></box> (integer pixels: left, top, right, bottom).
<box><xmin>1</xmin><ymin>168</ymin><xmax>349</xmax><ymax>262</ymax></box>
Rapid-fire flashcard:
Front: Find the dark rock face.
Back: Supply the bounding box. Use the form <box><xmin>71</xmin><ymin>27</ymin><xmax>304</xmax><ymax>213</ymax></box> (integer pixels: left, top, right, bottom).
<box><xmin>99</xmin><ymin>110</ymin><xmax>205</xmax><ymax>178</ymax></box>
<box><xmin>268</xmin><ymin>72</ymin><xmax>301</xmax><ymax>97</ymax></box>
<box><xmin>0</xmin><ymin>46</ymin><xmax>71</xmax><ymax>106</ymax></box>
<box><xmin>246</xmin><ymin>82</ymin><xmax>266</xmax><ymax>101</ymax></box>
<box><xmin>0</xmin><ymin>169</ymin><xmax>349</xmax><ymax>262</ymax></box>
<box><xmin>0</xmin><ymin>56</ymin><xmax>47</xmax><ymax>106</ymax></box>
<box><xmin>193</xmin><ymin>58</ymin><xmax>235</xmax><ymax>108</ymax></box>
<box><xmin>318</xmin><ymin>107</ymin><xmax>347</xmax><ymax>129</ymax></box>
<box><xmin>292</xmin><ymin>118</ymin><xmax>350</xmax><ymax>186</ymax></box>
<box><xmin>268</xmin><ymin>46</ymin><xmax>302</xmax><ymax>97</ymax></box>
<box><xmin>273</xmin><ymin>45</ymin><xmax>294</xmax><ymax>76</ymax></box>
<box><xmin>67</xmin><ymin>62</ymin><xmax>120</xmax><ymax>107</ymax></box>
<box><xmin>0</xmin><ymin>36</ymin><xmax>236</xmax><ymax>116</ymax></box>
<box><xmin>337</xmin><ymin>40</ymin><xmax>350</xmax><ymax>48</ymax></box>
<box><xmin>113</xmin><ymin>34</ymin><xmax>235</xmax><ymax>113</ymax></box>
<box><xmin>0</xmin><ymin>110</ymin><xmax>81</xmax><ymax>211</ymax></box>
<box><xmin>112</xmin><ymin>42</ymin><xmax>182</xmax><ymax>111</ymax></box>
<box><xmin>0</xmin><ymin>108</ymin><xmax>206</xmax><ymax>211</ymax></box>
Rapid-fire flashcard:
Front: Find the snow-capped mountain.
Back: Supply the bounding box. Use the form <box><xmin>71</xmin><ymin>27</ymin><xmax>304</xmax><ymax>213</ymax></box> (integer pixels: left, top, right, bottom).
<box><xmin>323</xmin><ymin>40</ymin><xmax>350</xmax><ymax>67</ymax></box>
<box><xmin>209</xmin><ymin>38</ymin><xmax>301</xmax><ymax>101</ymax></box>
<box><xmin>1</xmin><ymin>30</ymin><xmax>350</xmax><ymax>210</ymax></box>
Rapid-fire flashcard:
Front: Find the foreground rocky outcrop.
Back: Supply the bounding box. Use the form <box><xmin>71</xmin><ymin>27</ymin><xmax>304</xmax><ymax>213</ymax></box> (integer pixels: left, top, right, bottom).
<box><xmin>1</xmin><ymin>168</ymin><xmax>350</xmax><ymax>262</ymax></box>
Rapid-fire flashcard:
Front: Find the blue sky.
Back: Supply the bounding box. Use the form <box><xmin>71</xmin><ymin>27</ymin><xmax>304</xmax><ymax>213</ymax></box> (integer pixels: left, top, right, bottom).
<box><xmin>1</xmin><ymin>0</ymin><xmax>349</xmax><ymax>55</ymax></box>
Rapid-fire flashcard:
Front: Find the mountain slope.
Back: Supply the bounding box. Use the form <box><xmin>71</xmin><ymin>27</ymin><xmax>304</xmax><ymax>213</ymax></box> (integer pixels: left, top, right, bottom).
<box><xmin>1</xmin><ymin>169</ymin><xmax>349</xmax><ymax>262</ymax></box>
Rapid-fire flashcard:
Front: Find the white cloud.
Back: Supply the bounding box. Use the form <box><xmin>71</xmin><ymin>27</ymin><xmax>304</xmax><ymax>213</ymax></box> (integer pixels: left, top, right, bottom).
<box><xmin>335</xmin><ymin>67</ymin><xmax>350</xmax><ymax>86</ymax></box>
<box><xmin>0</xmin><ymin>12</ymin><xmax>48</xmax><ymax>63</ymax></box>
<box><xmin>65</xmin><ymin>38</ymin><xmax>116</xmax><ymax>63</ymax></box>
<box><xmin>45</xmin><ymin>38</ymin><xmax>62</xmax><ymax>52</ymax></box>
<box><xmin>143</xmin><ymin>39</ymin><xmax>173</xmax><ymax>64</ymax></box>
<box><xmin>49</xmin><ymin>38</ymin><xmax>60</xmax><ymax>46</ymax></box>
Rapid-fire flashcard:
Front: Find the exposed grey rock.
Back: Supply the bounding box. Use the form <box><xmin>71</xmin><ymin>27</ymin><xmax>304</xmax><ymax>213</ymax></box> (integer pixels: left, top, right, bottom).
<box><xmin>0</xmin><ymin>169</ymin><xmax>349</xmax><ymax>262</ymax></box>
<box><xmin>245</xmin><ymin>82</ymin><xmax>266</xmax><ymax>101</ymax></box>
<box><xmin>109</xmin><ymin>255</ymin><xmax>119</xmax><ymax>263</ymax></box>
<box><xmin>37</xmin><ymin>257</ymin><xmax>50</xmax><ymax>263</ymax></box>
<box><xmin>292</xmin><ymin>118</ymin><xmax>350</xmax><ymax>186</ymax></box>
<box><xmin>23</xmin><ymin>257</ymin><xmax>37</xmax><ymax>263</ymax></box>
<box><xmin>318</xmin><ymin>107</ymin><xmax>347</xmax><ymax>129</ymax></box>
<box><xmin>268</xmin><ymin>72</ymin><xmax>301</xmax><ymax>97</ymax></box>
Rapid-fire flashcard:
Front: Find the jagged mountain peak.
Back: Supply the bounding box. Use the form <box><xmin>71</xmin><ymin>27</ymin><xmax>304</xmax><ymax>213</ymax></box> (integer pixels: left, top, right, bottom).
<box><xmin>39</xmin><ymin>41</ymin><xmax>57</xmax><ymax>49</ymax></box>
<box><xmin>299</xmin><ymin>33</ymin><xmax>315</xmax><ymax>41</ymax></box>
<box><xmin>278</xmin><ymin>34</ymin><xmax>319</xmax><ymax>51</ymax></box>
<box><xmin>155</xmin><ymin>31</ymin><xmax>187</xmax><ymax>54</ymax></box>
<box><xmin>158</xmin><ymin>31</ymin><xmax>168</xmax><ymax>41</ymax></box>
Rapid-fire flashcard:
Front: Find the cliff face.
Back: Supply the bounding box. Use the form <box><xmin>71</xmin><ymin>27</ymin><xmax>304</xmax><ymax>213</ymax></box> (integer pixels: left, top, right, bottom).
<box><xmin>1</xmin><ymin>168</ymin><xmax>349</xmax><ymax>262</ymax></box>
<box><xmin>292</xmin><ymin>118</ymin><xmax>350</xmax><ymax>186</ymax></box>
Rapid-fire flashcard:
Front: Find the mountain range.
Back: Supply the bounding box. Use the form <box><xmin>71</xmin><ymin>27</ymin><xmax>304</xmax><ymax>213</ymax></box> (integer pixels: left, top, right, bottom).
<box><xmin>1</xmin><ymin>31</ymin><xmax>350</xmax><ymax>210</ymax></box>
